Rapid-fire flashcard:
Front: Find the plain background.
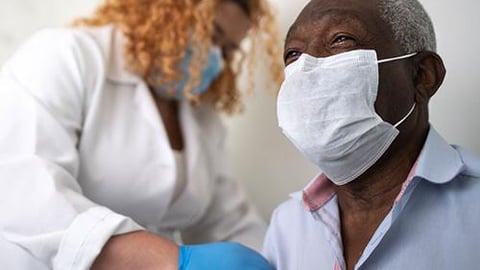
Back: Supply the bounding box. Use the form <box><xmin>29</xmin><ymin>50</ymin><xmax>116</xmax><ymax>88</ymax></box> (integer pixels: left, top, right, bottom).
<box><xmin>0</xmin><ymin>0</ymin><xmax>478</xmax><ymax>220</ymax></box>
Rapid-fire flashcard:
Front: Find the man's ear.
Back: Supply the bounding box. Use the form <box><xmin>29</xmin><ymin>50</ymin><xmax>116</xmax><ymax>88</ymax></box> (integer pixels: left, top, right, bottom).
<box><xmin>413</xmin><ymin>51</ymin><xmax>446</xmax><ymax>103</ymax></box>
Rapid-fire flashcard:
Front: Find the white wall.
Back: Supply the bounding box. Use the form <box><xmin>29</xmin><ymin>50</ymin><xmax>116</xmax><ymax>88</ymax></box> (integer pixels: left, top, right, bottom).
<box><xmin>422</xmin><ymin>0</ymin><xmax>480</xmax><ymax>153</ymax></box>
<box><xmin>224</xmin><ymin>0</ymin><xmax>316</xmax><ymax>220</ymax></box>
<box><xmin>0</xmin><ymin>0</ymin><xmax>99</xmax><ymax>64</ymax></box>
<box><xmin>1</xmin><ymin>0</ymin><xmax>479</xmax><ymax>221</ymax></box>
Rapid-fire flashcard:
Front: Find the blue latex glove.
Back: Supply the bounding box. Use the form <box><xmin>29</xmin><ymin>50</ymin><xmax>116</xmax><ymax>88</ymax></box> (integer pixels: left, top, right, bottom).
<box><xmin>178</xmin><ymin>242</ymin><xmax>274</xmax><ymax>270</ymax></box>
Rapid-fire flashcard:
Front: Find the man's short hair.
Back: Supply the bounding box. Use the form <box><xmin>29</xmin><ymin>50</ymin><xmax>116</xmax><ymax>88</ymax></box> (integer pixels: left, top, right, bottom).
<box><xmin>378</xmin><ymin>0</ymin><xmax>437</xmax><ymax>53</ymax></box>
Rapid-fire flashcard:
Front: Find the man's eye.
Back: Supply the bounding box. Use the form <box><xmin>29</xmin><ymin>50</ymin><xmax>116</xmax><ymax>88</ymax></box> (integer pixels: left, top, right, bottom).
<box><xmin>332</xmin><ymin>35</ymin><xmax>356</xmax><ymax>45</ymax></box>
<box><xmin>284</xmin><ymin>50</ymin><xmax>302</xmax><ymax>64</ymax></box>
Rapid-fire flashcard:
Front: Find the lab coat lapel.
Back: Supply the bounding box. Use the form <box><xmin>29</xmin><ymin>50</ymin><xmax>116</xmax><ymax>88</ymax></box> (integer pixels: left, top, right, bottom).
<box><xmin>180</xmin><ymin>102</ymin><xmax>213</xmax><ymax>211</ymax></box>
<box><xmin>180</xmin><ymin>101</ymin><xmax>201</xmax><ymax>175</ymax></box>
<box><xmin>133</xmin><ymin>82</ymin><xmax>170</xmax><ymax>145</ymax></box>
<box><xmin>108</xmin><ymin>26</ymin><xmax>173</xmax><ymax>165</ymax></box>
<box><xmin>107</xmin><ymin>25</ymin><xmax>211</xmax><ymax>214</ymax></box>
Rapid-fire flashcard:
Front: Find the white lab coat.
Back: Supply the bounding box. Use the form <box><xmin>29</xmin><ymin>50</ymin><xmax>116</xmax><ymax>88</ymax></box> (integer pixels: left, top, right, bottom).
<box><xmin>0</xmin><ymin>25</ymin><xmax>266</xmax><ymax>269</ymax></box>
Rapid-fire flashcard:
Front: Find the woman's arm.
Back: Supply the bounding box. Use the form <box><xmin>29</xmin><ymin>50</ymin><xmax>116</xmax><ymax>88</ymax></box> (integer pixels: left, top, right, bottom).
<box><xmin>92</xmin><ymin>232</ymin><xmax>275</xmax><ymax>270</ymax></box>
<box><xmin>0</xmin><ymin>29</ymin><xmax>144</xmax><ymax>269</ymax></box>
<box><xmin>91</xmin><ymin>231</ymin><xmax>178</xmax><ymax>270</ymax></box>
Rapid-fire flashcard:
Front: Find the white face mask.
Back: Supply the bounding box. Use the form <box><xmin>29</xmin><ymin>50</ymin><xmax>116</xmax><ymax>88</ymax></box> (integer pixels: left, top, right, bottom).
<box><xmin>277</xmin><ymin>49</ymin><xmax>417</xmax><ymax>185</ymax></box>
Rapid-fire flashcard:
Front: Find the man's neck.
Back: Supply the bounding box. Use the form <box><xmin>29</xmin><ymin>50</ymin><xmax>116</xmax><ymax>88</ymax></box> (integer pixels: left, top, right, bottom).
<box><xmin>336</xmin><ymin>154</ymin><xmax>414</xmax><ymax>213</ymax></box>
<box><xmin>335</xmin><ymin>126</ymin><xmax>428</xmax><ymax>214</ymax></box>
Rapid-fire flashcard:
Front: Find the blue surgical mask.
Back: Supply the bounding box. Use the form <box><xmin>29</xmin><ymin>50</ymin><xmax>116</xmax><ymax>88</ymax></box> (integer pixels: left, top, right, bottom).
<box><xmin>153</xmin><ymin>46</ymin><xmax>224</xmax><ymax>100</ymax></box>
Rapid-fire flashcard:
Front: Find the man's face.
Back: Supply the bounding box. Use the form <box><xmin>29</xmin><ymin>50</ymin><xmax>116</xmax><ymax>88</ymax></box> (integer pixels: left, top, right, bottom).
<box><xmin>284</xmin><ymin>0</ymin><xmax>416</xmax><ymax>125</ymax></box>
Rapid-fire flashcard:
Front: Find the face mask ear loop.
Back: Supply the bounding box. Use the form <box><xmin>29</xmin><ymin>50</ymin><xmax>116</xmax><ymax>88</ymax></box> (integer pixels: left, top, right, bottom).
<box><xmin>394</xmin><ymin>103</ymin><xmax>416</xmax><ymax>128</ymax></box>
<box><xmin>377</xmin><ymin>52</ymin><xmax>417</xmax><ymax>64</ymax></box>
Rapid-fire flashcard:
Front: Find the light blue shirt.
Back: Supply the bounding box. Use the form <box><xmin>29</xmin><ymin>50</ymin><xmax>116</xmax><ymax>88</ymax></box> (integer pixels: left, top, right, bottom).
<box><xmin>263</xmin><ymin>128</ymin><xmax>480</xmax><ymax>270</ymax></box>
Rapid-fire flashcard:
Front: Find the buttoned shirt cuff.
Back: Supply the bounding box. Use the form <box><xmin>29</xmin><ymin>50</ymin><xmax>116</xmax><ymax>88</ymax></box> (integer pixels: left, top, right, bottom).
<box><xmin>53</xmin><ymin>206</ymin><xmax>144</xmax><ymax>270</ymax></box>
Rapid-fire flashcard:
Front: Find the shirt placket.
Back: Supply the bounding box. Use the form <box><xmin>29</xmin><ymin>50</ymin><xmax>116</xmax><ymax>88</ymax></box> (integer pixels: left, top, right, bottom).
<box><xmin>306</xmin><ymin>171</ymin><xmax>421</xmax><ymax>270</ymax></box>
<box><xmin>354</xmin><ymin>177</ymin><xmax>421</xmax><ymax>270</ymax></box>
<box><xmin>312</xmin><ymin>196</ymin><xmax>347</xmax><ymax>270</ymax></box>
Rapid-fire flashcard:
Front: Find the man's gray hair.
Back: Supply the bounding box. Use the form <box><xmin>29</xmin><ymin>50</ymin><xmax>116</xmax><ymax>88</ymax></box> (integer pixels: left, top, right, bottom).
<box><xmin>378</xmin><ymin>0</ymin><xmax>436</xmax><ymax>53</ymax></box>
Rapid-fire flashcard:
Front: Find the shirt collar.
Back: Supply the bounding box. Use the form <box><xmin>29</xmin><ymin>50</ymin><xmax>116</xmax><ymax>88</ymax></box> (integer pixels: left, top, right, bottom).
<box><xmin>414</xmin><ymin>127</ymin><xmax>464</xmax><ymax>184</ymax></box>
<box><xmin>297</xmin><ymin>174</ymin><xmax>336</xmax><ymax>212</ymax></box>
<box><xmin>291</xmin><ymin>126</ymin><xmax>465</xmax><ymax>212</ymax></box>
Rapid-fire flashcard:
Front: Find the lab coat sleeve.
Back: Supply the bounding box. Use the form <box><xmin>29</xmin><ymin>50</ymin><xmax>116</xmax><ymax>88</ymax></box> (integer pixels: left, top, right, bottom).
<box><xmin>181</xmin><ymin>117</ymin><xmax>267</xmax><ymax>252</ymax></box>
<box><xmin>0</xmin><ymin>29</ymin><xmax>143</xmax><ymax>269</ymax></box>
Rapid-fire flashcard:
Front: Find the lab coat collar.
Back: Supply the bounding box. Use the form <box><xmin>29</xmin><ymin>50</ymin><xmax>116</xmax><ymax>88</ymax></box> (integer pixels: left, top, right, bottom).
<box><xmin>132</xmin><ymin>83</ymin><xmax>202</xmax><ymax>170</ymax></box>
<box><xmin>95</xmin><ymin>24</ymin><xmax>142</xmax><ymax>85</ymax></box>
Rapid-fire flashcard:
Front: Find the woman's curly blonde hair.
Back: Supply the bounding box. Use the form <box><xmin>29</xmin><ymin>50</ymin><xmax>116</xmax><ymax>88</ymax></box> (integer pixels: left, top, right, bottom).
<box><xmin>73</xmin><ymin>0</ymin><xmax>282</xmax><ymax>114</ymax></box>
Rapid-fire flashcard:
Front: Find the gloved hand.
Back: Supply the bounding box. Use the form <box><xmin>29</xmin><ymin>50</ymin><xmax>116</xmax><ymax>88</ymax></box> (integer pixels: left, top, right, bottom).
<box><xmin>178</xmin><ymin>242</ymin><xmax>274</xmax><ymax>270</ymax></box>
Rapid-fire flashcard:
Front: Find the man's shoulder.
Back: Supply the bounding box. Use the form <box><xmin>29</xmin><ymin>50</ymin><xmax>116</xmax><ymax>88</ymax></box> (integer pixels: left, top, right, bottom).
<box><xmin>269</xmin><ymin>197</ymin><xmax>313</xmax><ymax>232</ymax></box>
<box><xmin>273</xmin><ymin>197</ymin><xmax>305</xmax><ymax>216</ymax></box>
<box><xmin>448</xmin><ymin>146</ymin><xmax>480</xmax><ymax>198</ymax></box>
<box><xmin>454</xmin><ymin>145</ymin><xmax>480</xmax><ymax>179</ymax></box>
<box><xmin>417</xmin><ymin>144</ymin><xmax>480</xmax><ymax>209</ymax></box>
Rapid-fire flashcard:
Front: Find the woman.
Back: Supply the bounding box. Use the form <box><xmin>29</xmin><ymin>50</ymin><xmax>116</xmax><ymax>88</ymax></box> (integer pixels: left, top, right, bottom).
<box><xmin>0</xmin><ymin>0</ymin><xmax>281</xmax><ymax>269</ymax></box>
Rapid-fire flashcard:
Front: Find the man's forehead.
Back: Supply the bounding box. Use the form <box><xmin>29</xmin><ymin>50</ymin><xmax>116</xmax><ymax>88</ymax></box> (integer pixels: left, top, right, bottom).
<box><xmin>287</xmin><ymin>0</ymin><xmax>383</xmax><ymax>39</ymax></box>
<box><xmin>294</xmin><ymin>0</ymin><xmax>380</xmax><ymax>26</ymax></box>
<box><xmin>305</xmin><ymin>0</ymin><xmax>379</xmax><ymax>13</ymax></box>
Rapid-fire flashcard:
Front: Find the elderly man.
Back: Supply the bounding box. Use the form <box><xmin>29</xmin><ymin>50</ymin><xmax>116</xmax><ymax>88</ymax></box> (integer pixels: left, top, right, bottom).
<box><xmin>263</xmin><ymin>0</ymin><xmax>480</xmax><ymax>269</ymax></box>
